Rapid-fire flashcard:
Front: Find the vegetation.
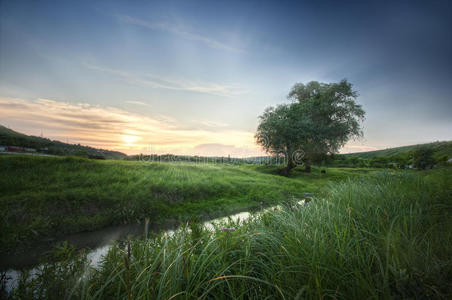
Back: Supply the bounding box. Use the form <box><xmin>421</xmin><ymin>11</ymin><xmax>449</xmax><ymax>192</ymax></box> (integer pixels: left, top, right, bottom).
<box><xmin>342</xmin><ymin>141</ymin><xmax>452</xmax><ymax>160</ymax></box>
<box><xmin>256</xmin><ymin>80</ymin><xmax>365</xmax><ymax>175</ymax></box>
<box><xmin>6</xmin><ymin>168</ymin><xmax>452</xmax><ymax>299</ymax></box>
<box><xmin>331</xmin><ymin>141</ymin><xmax>452</xmax><ymax>169</ymax></box>
<box><xmin>0</xmin><ymin>155</ymin><xmax>369</xmax><ymax>254</ymax></box>
<box><xmin>2</xmin><ymin>130</ymin><xmax>451</xmax><ymax>298</ymax></box>
<box><xmin>0</xmin><ymin>125</ymin><xmax>126</xmax><ymax>159</ymax></box>
<box><xmin>413</xmin><ymin>147</ymin><xmax>436</xmax><ymax>170</ymax></box>
<box><xmin>329</xmin><ymin>152</ymin><xmax>414</xmax><ymax>169</ymax></box>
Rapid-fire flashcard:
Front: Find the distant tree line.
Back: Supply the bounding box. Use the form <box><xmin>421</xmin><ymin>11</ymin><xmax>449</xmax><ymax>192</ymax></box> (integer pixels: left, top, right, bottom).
<box><xmin>124</xmin><ymin>147</ymin><xmax>449</xmax><ymax>170</ymax></box>
<box><xmin>125</xmin><ymin>154</ymin><xmax>287</xmax><ymax>165</ymax></box>
<box><xmin>328</xmin><ymin>147</ymin><xmax>448</xmax><ymax>169</ymax></box>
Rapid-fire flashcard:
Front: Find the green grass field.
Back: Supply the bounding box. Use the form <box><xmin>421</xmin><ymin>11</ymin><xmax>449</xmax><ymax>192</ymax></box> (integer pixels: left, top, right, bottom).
<box><xmin>5</xmin><ymin>167</ymin><xmax>452</xmax><ymax>299</ymax></box>
<box><xmin>0</xmin><ymin>155</ymin><xmax>372</xmax><ymax>254</ymax></box>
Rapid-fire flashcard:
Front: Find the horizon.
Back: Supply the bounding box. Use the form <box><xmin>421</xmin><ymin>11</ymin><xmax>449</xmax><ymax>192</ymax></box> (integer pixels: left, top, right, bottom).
<box><xmin>1</xmin><ymin>0</ymin><xmax>451</xmax><ymax>156</ymax></box>
<box><xmin>2</xmin><ymin>123</ymin><xmax>450</xmax><ymax>158</ymax></box>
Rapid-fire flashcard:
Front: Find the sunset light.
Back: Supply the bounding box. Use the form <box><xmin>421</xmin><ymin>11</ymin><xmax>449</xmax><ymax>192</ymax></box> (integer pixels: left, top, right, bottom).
<box><xmin>1</xmin><ymin>1</ymin><xmax>451</xmax><ymax>297</ymax></box>
<box><xmin>121</xmin><ymin>134</ymin><xmax>138</xmax><ymax>146</ymax></box>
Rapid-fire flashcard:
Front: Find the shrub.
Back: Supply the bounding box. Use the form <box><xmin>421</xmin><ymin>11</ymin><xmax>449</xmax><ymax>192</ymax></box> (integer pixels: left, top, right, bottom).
<box><xmin>413</xmin><ymin>147</ymin><xmax>435</xmax><ymax>169</ymax></box>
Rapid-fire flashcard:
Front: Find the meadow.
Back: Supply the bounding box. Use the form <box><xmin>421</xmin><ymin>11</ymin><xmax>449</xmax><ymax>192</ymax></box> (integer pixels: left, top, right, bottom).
<box><xmin>4</xmin><ymin>167</ymin><xmax>451</xmax><ymax>299</ymax></box>
<box><xmin>0</xmin><ymin>155</ymin><xmax>371</xmax><ymax>255</ymax></box>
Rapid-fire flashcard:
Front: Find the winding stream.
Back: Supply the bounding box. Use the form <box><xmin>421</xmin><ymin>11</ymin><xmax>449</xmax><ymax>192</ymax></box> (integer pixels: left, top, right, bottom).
<box><xmin>3</xmin><ymin>204</ymin><xmax>300</xmax><ymax>293</ymax></box>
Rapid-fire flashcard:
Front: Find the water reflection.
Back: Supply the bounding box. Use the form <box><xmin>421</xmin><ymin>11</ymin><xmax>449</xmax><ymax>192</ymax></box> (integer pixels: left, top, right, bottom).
<box><xmin>4</xmin><ymin>201</ymin><xmax>307</xmax><ymax>293</ymax></box>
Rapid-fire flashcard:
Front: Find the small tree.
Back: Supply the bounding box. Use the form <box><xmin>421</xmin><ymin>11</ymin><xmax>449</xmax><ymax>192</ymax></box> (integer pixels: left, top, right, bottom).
<box><xmin>413</xmin><ymin>147</ymin><xmax>435</xmax><ymax>169</ymax></box>
<box><xmin>256</xmin><ymin>80</ymin><xmax>365</xmax><ymax>175</ymax></box>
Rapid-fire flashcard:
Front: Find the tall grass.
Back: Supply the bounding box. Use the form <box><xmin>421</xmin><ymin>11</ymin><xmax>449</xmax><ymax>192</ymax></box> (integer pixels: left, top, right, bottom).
<box><xmin>8</xmin><ymin>169</ymin><xmax>451</xmax><ymax>299</ymax></box>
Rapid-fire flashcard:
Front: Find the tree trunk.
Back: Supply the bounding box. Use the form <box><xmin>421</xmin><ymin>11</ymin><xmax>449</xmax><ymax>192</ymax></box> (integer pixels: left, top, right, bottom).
<box><xmin>281</xmin><ymin>156</ymin><xmax>295</xmax><ymax>176</ymax></box>
<box><xmin>304</xmin><ymin>161</ymin><xmax>311</xmax><ymax>173</ymax></box>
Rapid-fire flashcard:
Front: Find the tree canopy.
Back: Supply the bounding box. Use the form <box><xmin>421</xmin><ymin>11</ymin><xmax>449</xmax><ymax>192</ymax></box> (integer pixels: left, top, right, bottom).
<box><xmin>255</xmin><ymin>80</ymin><xmax>365</xmax><ymax>175</ymax></box>
<box><xmin>413</xmin><ymin>147</ymin><xmax>435</xmax><ymax>169</ymax></box>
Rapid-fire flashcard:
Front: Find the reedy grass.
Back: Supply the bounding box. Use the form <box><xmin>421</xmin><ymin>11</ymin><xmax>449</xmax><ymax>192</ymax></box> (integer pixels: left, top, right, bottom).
<box><xmin>8</xmin><ymin>169</ymin><xmax>450</xmax><ymax>299</ymax></box>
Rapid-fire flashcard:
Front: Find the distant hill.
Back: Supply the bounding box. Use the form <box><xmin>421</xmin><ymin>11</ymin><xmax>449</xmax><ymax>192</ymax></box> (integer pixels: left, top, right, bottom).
<box><xmin>0</xmin><ymin>125</ymin><xmax>126</xmax><ymax>160</ymax></box>
<box><xmin>343</xmin><ymin>141</ymin><xmax>452</xmax><ymax>159</ymax></box>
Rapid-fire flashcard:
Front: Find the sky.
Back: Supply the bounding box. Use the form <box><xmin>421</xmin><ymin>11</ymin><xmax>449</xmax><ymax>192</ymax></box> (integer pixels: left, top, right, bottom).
<box><xmin>1</xmin><ymin>0</ymin><xmax>451</xmax><ymax>156</ymax></box>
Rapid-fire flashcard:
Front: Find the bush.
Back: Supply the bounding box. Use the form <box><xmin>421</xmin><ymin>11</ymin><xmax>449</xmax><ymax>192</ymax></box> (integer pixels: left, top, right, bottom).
<box><xmin>436</xmin><ymin>154</ymin><xmax>449</xmax><ymax>165</ymax></box>
<box><xmin>413</xmin><ymin>147</ymin><xmax>435</xmax><ymax>169</ymax></box>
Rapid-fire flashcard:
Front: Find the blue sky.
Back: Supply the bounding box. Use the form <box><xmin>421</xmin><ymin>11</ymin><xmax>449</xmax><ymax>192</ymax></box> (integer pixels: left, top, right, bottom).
<box><xmin>1</xmin><ymin>0</ymin><xmax>451</xmax><ymax>155</ymax></box>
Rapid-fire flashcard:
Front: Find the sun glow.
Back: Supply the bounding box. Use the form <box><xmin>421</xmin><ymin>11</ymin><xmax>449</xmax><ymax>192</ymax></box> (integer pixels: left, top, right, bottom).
<box><xmin>122</xmin><ymin>134</ymin><xmax>138</xmax><ymax>145</ymax></box>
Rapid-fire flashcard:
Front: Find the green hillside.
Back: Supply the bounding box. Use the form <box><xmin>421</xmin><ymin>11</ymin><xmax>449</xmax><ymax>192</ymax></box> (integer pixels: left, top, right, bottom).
<box><xmin>0</xmin><ymin>125</ymin><xmax>126</xmax><ymax>159</ymax></box>
<box><xmin>343</xmin><ymin>141</ymin><xmax>452</xmax><ymax>159</ymax></box>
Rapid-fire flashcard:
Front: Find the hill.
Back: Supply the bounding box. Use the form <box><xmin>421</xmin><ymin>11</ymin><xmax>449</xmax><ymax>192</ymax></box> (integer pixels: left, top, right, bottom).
<box><xmin>0</xmin><ymin>125</ymin><xmax>126</xmax><ymax>159</ymax></box>
<box><xmin>343</xmin><ymin>141</ymin><xmax>452</xmax><ymax>159</ymax></box>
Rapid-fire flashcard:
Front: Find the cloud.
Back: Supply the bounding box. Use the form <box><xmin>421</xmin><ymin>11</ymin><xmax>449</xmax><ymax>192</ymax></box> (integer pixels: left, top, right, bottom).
<box><xmin>125</xmin><ymin>100</ymin><xmax>151</xmax><ymax>106</ymax></box>
<box><xmin>84</xmin><ymin>63</ymin><xmax>247</xmax><ymax>98</ymax></box>
<box><xmin>340</xmin><ymin>145</ymin><xmax>379</xmax><ymax>154</ymax></box>
<box><xmin>193</xmin><ymin>143</ymin><xmax>259</xmax><ymax>157</ymax></box>
<box><xmin>0</xmin><ymin>97</ymin><xmax>261</xmax><ymax>156</ymax></box>
<box><xmin>117</xmin><ymin>15</ymin><xmax>244</xmax><ymax>53</ymax></box>
<box><xmin>194</xmin><ymin>120</ymin><xmax>229</xmax><ymax>128</ymax></box>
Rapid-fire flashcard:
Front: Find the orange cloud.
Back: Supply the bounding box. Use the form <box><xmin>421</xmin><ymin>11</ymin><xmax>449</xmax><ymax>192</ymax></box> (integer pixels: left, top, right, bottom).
<box><xmin>0</xmin><ymin>97</ymin><xmax>264</xmax><ymax>156</ymax></box>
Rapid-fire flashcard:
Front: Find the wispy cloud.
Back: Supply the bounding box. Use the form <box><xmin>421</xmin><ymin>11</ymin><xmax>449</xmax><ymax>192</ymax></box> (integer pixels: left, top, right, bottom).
<box><xmin>340</xmin><ymin>145</ymin><xmax>379</xmax><ymax>153</ymax></box>
<box><xmin>193</xmin><ymin>143</ymin><xmax>257</xmax><ymax>157</ymax></box>
<box><xmin>125</xmin><ymin>100</ymin><xmax>151</xmax><ymax>106</ymax></box>
<box><xmin>0</xmin><ymin>97</ymin><xmax>261</xmax><ymax>156</ymax></box>
<box><xmin>84</xmin><ymin>63</ymin><xmax>247</xmax><ymax>98</ymax></box>
<box><xmin>117</xmin><ymin>15</ymin><xmax>244</xmax><ymax>53</ymax></box>
<box><xmin>193</xmin><ymin>120</ymin><xmax>229</xmax><ymax>128</ymax></box>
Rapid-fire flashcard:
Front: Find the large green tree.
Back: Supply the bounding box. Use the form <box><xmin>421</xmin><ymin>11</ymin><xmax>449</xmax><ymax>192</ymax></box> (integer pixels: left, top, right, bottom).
<box><xmin>256</xmin><ymin>80</ymin><xmax>365</xmax><ymax>175</ymax></box>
